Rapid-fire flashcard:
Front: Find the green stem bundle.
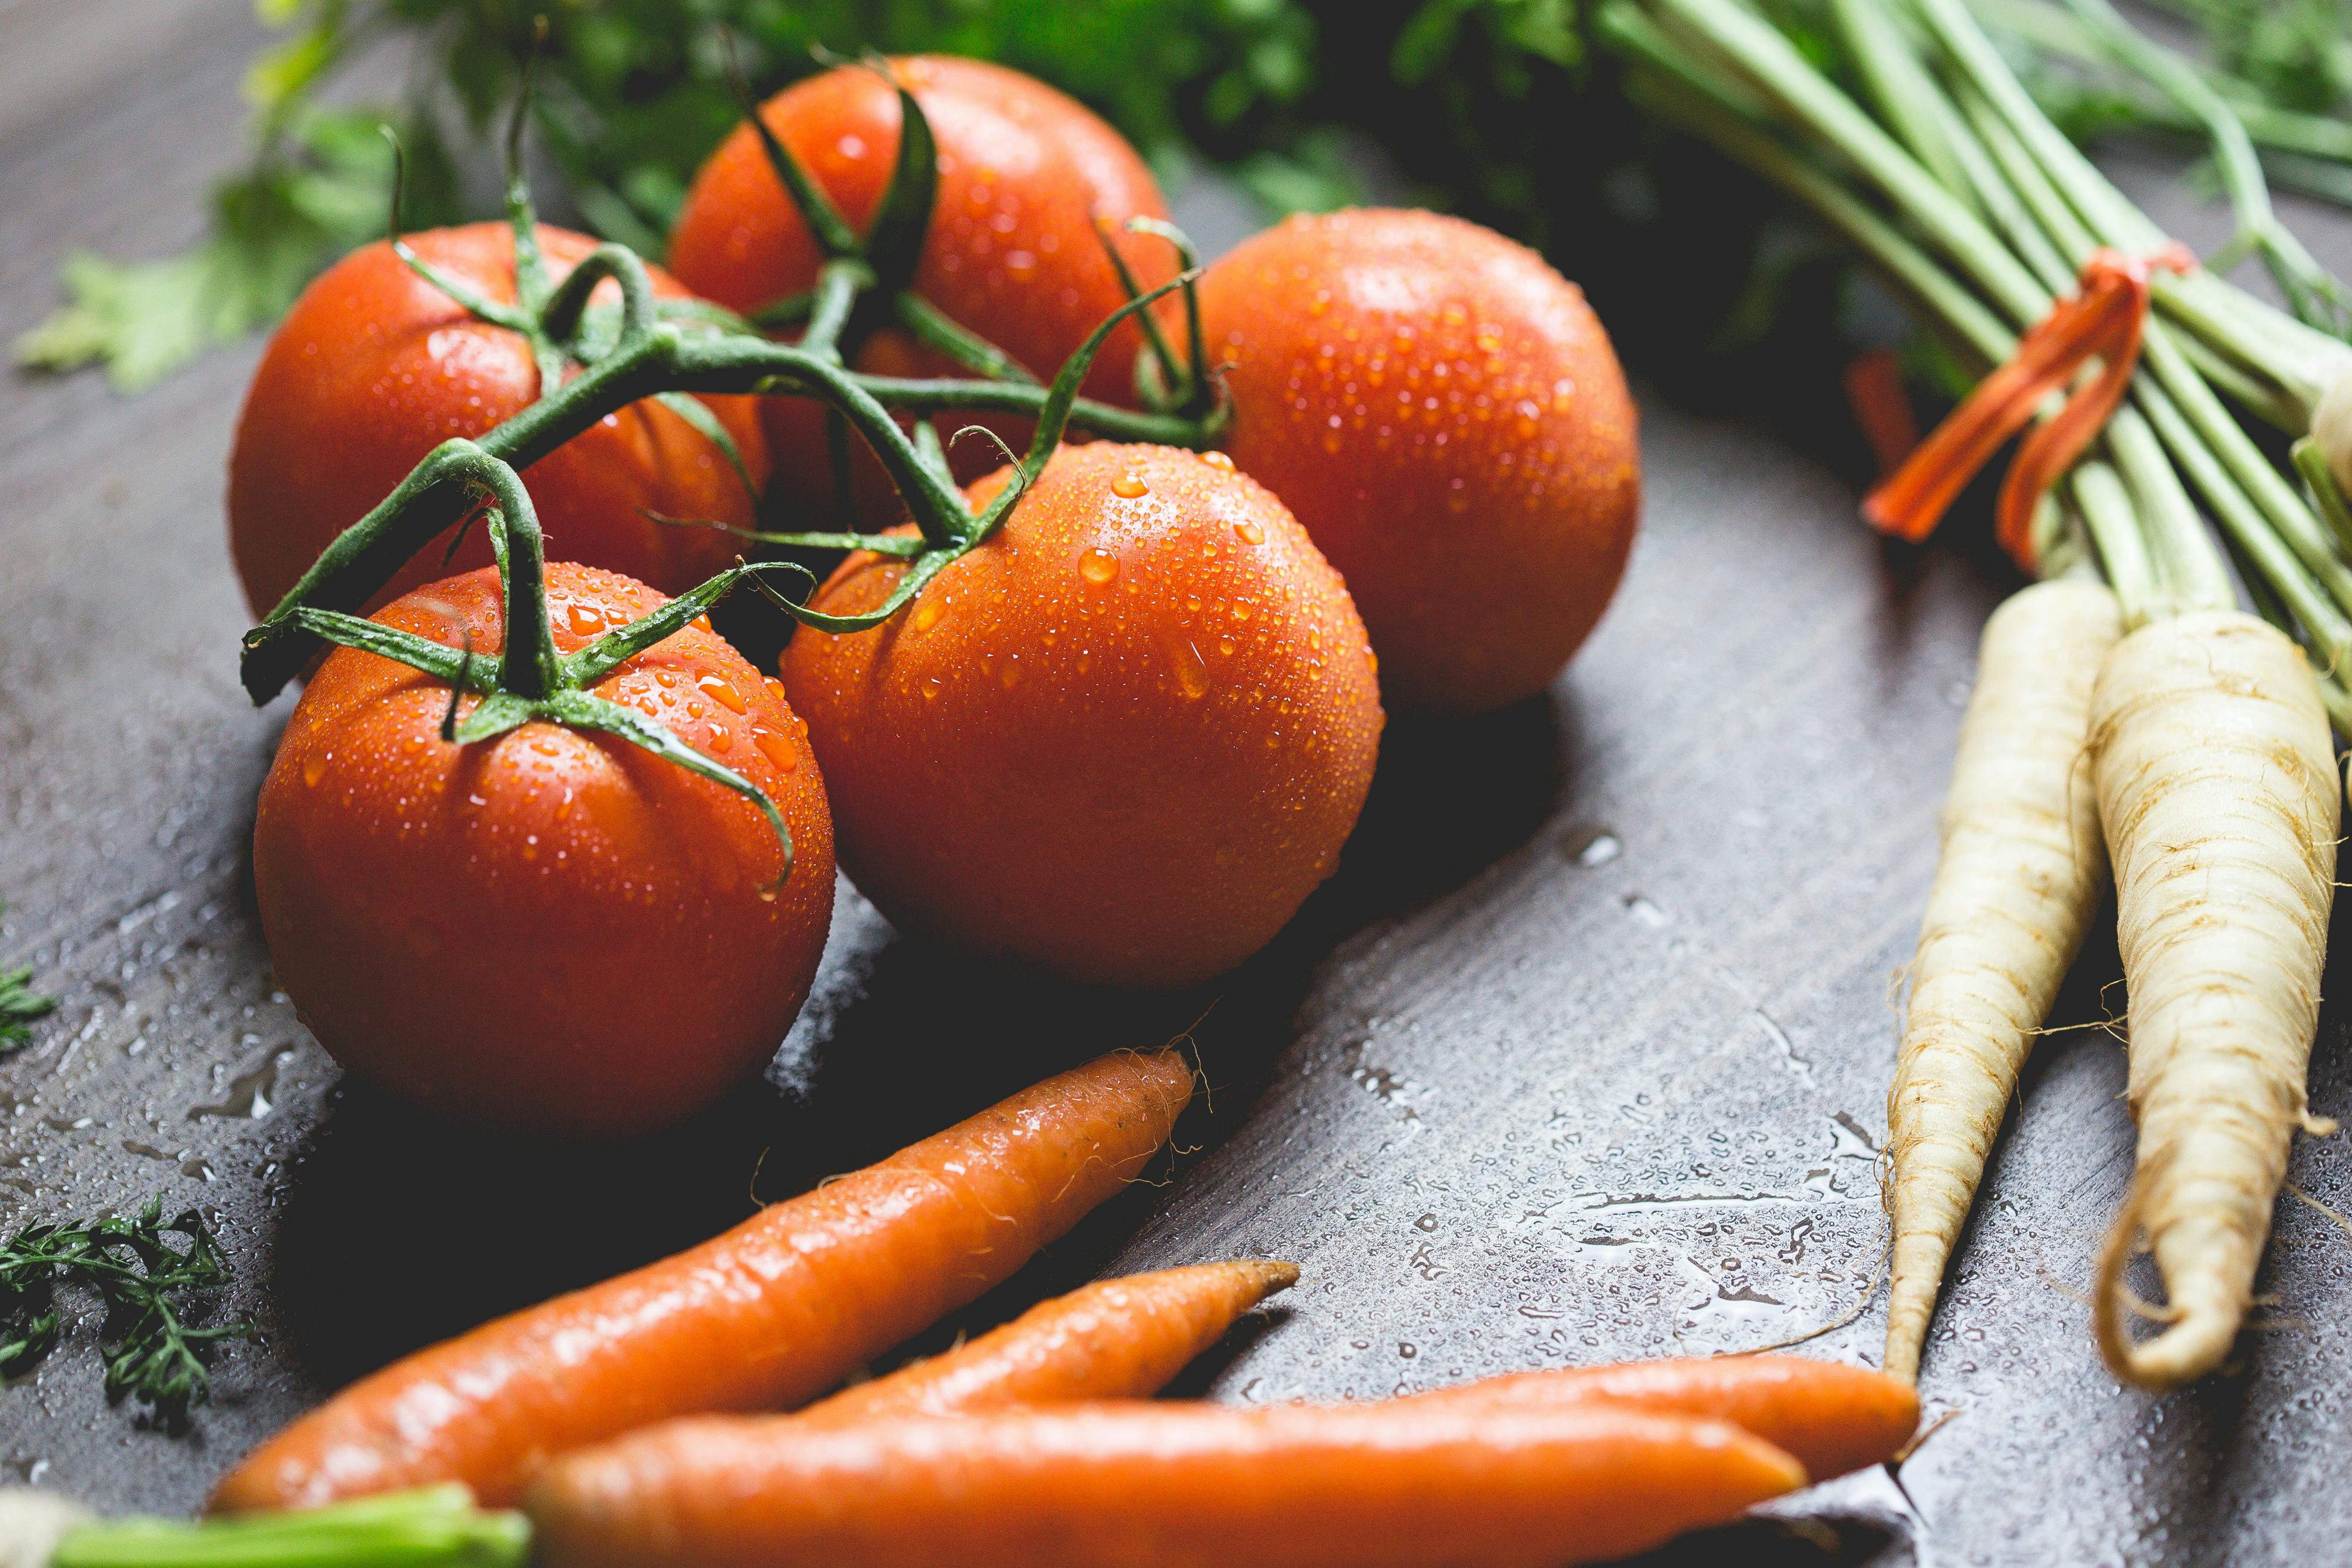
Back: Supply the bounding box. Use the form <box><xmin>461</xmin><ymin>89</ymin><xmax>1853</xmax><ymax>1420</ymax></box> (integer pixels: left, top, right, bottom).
<box><xmin>1597</xmin><ymin>0</ymin><xmax>2352</xmax><ymax>725</ymax></box>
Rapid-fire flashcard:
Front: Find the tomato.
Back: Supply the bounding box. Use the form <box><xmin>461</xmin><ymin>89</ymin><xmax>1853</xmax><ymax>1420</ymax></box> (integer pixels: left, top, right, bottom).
<box><xmin>253</xmin><ymin>562</ymin><xmax>834</xmax><ymax>1138</ymax></box>
<box><xmin>1197</xmin><ymin>209</ymin><xmax>1641</xmax><ymax>717</ymax></box>
<box><xmin>667</xmin><ymin>56</ymin><xmax>1175</xmax><ymax>520</ymax></box>
<box><xmin>780</xmin><ymin>442</ymin><xmax>1382</xmax><ymax>989</ymax></box>
<box><xmin>229</xmin><ymin>223</ymin><xmax>769</xmax><ymax>618</ymax></box>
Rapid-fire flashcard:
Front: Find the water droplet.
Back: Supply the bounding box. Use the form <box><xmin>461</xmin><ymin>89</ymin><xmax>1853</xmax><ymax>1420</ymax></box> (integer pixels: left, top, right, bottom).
<box><xmin>1218</xmin><ymin>636</ymin><xmax>1237</xmax><ymax>656</ymax></box>
<box><xmin>699</xmin><ymin>674</ymin><xmax>748</xmax><ymax>714</ymax></box>
<box><xmin>567</xmin><ymin>604</ymin><xmax>605</xmax><ymax>637</ymax></box>
<box><xmin>1574</xmin><ymin>830</ymin><xmax>1622</xmax><ymax>867</ymax></box>
<box><xmin>708</xmin><ymin>724</ymin><xmax>731</xmax><ymax>753</ymax></box>
<box><xmin>555</xmin><ymin>788</ymin><xmax>576</xmax><ymax>822</ymax></box>
<box><xmin>1078</xmin><ymin>549</ymin><xmax>1119</xmax><ymax>585</ymax></box>
<box><xmin>912</xmin><ymin>596</ymin><xmax>945</xmax><ymax>633</ymax></box>
<box><xmin>998</xmin><ymin>658</ymin><xmax>1023</xmax><ymax>690</ymax></box>
<box><xmin>754</xmin><ymin>727</ymin><xmax>799</xmax><ymax>772</ymax></box>
<box><xmin>1172</xmin><ymin>641</ymin><xmax>1210</xmax><ymax>700</ymax></box>
<box><xmin>1233</xmin><ymin>519</ymin><xmax>1265</xmax><ymax>545</ymax></box>
<box><xmin>1200</xmin><ymin>450</ymin><xmax>1235</xmax><ymax>473</ymax></box>
<box><xmin>1111</xmin><ymin>472</ymin><xmax>1149</xmax><ymax>500</ymax></box>
<box><xmin>763</xmin><ymin>676</ymin><xmax>787</xmax><ymax>703</ymax></box>
<box><xmin>656</xmin><ymin>668</ymin><xmax>679</xmax><ymax>688</ymax></box>
<box><xmin>302</xmin><ymin>753</ymin><xmax>327</xmax><ymax>788</ymax></box>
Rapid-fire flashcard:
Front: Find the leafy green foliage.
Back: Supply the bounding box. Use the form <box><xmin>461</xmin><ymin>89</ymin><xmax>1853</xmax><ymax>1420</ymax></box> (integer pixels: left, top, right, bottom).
<box><xmin>16</xmin><ymin>102</ymin><xmax>458</xmax><ymax>392</ymax></box>
<box><xmin>0</xmin><ymin>1202</ymin><xmax>250</xmax><ymax>1429</ymax></box>
<box><xmin>0</xmin><ymin>966</ymin><xmax>54</xmax><ymax>1053</ymax></box>
<box><xmin>0</xmin><ymin>903</ymin><xmax>55</xmax><ymax>1054</ymax></box>
<box><xmin>21</xmin><ymin>0</ymin><xmax>1318</xmax><ymax>390</ymax></box>
<box><xmin>22</xmin><ymin>0</ymin><xmax>2352</xmax><ymax>392</ymax></box>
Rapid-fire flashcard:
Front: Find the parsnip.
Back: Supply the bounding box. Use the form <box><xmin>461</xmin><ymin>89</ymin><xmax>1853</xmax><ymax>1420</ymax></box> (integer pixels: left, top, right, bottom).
<box><xmin>1885</xmin><ymin>580</ymin><xmax>2122</xmax><ymax>1383</ymax></box>
<box><xmin>2089</xmin><ymin>610</ymin><xmax>2340</xmax><ymax>1389</ymax></box>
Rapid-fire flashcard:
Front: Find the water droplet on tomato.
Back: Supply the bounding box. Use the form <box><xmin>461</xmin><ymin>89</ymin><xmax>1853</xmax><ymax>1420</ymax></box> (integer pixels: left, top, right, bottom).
<box><xmin>699</xmin><ymin>674</ymin><xmax>748</xmax><ymax>714</ymax></box>
<box><xmin>556</xmin><ymin>788</ymin><xmax>576</xmax><ymax>822</ymax></box>
<box><xmin>1172</xmin><ymin>640</ymin><xmax>1210</xmax><ymax>700</ymax></box>
<box><xmin>566</xmin><ymin>604</ymin><xmax>603</xmax><ymax>637</ymax></box>
<box><xmin>1079</xmin><ymin>549</ymin><xmax>1119</xmax><ymax>585</ymax></box>
<box><xmin>1200</xmin><ymin>450</ymin><xmax>1235</xmax><ymax>473</ymax></box>
<box><xmin>1233</xmin><ymin>520</ymin><xmax>1265</xmax><ymax>545</ymax></box>
<box><xmin>763</xmin><ymin>675</ymin><xmax>787</xmax><ymax>704</ymax></box>
<box><xmin>301</xmin><ymin>753</ymin><xmax>327</xmax><ymax>787</ymax></box>
<box><xmin>912</xmin><ymin>596</ymin><xmax>945</xmax><ymax>633</ymax></box>
<box><xmin>753</xmin><ymin>727</ymin><xmax>799</xmax><ymax>772</ymax></box>
<box><xmin>709</xmin><ymin>724</ymin><xmax>732</xmax><ymax>753</ymax></box>
<box><xmin>999</xmin><ymin>657</ymin><xmax>1023</xmax><ymax>690</ymax></box>
<box><xmin>1111</xmin><ymin>472</ymin><xmax>1149</xmax><ymax>500</ymax></box>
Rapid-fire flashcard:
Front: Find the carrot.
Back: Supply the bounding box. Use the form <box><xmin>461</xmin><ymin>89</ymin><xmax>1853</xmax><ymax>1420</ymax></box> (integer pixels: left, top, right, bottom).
<box><xmin>212</xmin><ymin>1049</ymin><xmax>1195</xmax><ymax>1513</ymax></box>
<box><xmin>1883</xmin><ymin>580</ymin><xmax>2122</xmax><ymax>1383</ymax></box>
<box><xmin>524</xmin><ymin>1401</ymin><xmax>1808</xmax><ymax>1568</ymax></box>
<box><xmin>797</xmin><ymin>1260</ymin><xmax>1298</xmax><ymax>1426</ymax></box>
<box><xmin>2088</xmin><ymin>611</ymin><xmax>2339</xmax><ymax>1388</ymax></box>
<box><xmin>1407</xmin><ymin>1354</ymin><xmax>1917</xmax><ymax>1480</ymax></box>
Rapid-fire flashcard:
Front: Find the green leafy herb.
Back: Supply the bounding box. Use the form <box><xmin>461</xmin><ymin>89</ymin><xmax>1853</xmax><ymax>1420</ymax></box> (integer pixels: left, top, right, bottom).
<box><xmin>0</xmin><ymin>903</ymin><xmax>55</xmax><ymax>1054</ymax></box>
<box><xmin>15</xmin><ymin>99</ymin><xmax>458</xmax><ymax>392</ymax></box>
<box><xmin>0</xmin><ymin>1202</ymin><xmax>250</xmax><ymax>1429</ymax></box>
<box><xmin>0</xmin><ymin>967</ymin><xmax>53</xmax><ymax>1054</ymax></box>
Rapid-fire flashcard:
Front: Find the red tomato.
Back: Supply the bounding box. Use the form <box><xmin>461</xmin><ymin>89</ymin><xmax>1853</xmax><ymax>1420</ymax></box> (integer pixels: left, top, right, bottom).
<box><xmin>780</xmin><ymin>443</ymin><xmax>1382</xmax><ymax>989</ymax></box>
<box><xmin>1198</xmin><ymin>209</ymin><xmax>1641</xmax><ymax>716</ymax></box>
<box><xmin>230</xmin><ymin>223</ymin><xmax>769</xmax><ymax>618</ymax></box>
<box><xmin>667</xmin><ymin>56</ymin><xmax>1175</xmax><ymax>521</ymax></box>
<box><xmin>253</xmin><ymin>563</ymin><xmax>834</xmax><ymax>1138</ymax></box>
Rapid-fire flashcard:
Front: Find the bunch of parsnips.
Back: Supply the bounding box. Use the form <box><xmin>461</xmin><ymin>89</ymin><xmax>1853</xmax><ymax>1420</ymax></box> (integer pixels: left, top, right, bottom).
<box><xmin>1598</xmin><ymin>0</ymin><xmax>2352</xmax><ymax>1389</ymax></box>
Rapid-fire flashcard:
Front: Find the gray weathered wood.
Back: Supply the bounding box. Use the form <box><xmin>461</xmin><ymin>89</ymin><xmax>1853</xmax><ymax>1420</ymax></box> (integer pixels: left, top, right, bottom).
<box><xmin>2</xmin><ymin>4</ymin><xmax>2349</xmax><ymax>1562</ymax></box>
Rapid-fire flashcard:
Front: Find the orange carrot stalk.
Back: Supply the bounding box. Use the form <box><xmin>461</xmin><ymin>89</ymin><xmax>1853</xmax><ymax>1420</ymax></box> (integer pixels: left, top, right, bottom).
<box><xmin>524</xmin><ymin>1402</ymin><xmax>1808</xmax><ymax>1568</ymax></box>
<box><xmin>797</xmin><ymin>1259</ymin><xmax>1298</xmax><ymax>1427</ymax></box>
<box><xmin>212</xmin><ymin>1049</ymin><xmax>1195</xmax><ymax>1513</ymax></box>
<box><xmin>1406</xmin><ymin>1355</ymin><xmax>1918</xmax><ymax>1482</ymax></box>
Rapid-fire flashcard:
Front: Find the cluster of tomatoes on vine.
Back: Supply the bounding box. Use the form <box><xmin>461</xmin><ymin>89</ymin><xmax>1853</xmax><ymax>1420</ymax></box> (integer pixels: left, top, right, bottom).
<box><xmin>229</xmin><ymin>51</ymin><xmax>1642</xmax><ymax>1139</ymax></box>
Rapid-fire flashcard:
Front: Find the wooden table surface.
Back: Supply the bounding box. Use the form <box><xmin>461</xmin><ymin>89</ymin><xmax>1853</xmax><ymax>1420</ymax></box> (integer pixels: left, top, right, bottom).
<box><xmin>6</xmin><ymin>4</ymin><xmax>2351</xmax><ymax>1563</ymax></box>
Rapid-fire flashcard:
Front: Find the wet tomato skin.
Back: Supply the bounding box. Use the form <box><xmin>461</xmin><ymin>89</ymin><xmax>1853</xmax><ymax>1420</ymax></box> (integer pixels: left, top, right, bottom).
<box><xmin>253</xmin><ymin>563</ymin><xmax>834</xmax><ymax>1139</ymax></box>
<box><xmin>667</xmin><ymin>56</ymin><xmax>1175</xmax><ymax>518</ymax></box>
<box><xmin>780</xmin><ymin>443</ymin><xmax>1383</xmax><ymax>990</ymax></box>
<box><xmin>229</xmin><ymin>223</ymin><xmax>769</xmax><ymax>618</ymax></box>
<box><xmin>1198</xmin><ymin>209</ymin><xmax>1641</xmax><ymax>717</ymax></box>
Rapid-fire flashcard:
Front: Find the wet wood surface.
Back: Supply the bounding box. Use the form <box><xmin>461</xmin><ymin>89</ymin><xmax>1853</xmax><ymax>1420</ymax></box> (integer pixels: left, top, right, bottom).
<box><xmin>3</xmin><ymin>3</ymin><xmax>2349</xmax><ymax>1563</ymax></box>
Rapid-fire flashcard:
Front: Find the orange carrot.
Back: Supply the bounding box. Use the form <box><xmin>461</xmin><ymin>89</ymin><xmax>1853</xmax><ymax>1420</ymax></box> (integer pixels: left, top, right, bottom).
<box><xmin>796</xmin><ymin>1260</ymin><xmax>1298</xmax><ymax>1427</ymax></box>
<box><xmin>212</xmin><ymin>1049</ymin><xmax>1195</xmax><ymax>1513</ymax></box>
<box><xmin>1407</xmin><ymin>1355</ymin><xmax>1917</xmax><ymax>1481</ymax></box>
<box><xmin>524</xmin><ymin>1401</ymin><xmax>1808</xmax><ymax>1568</ymax></box>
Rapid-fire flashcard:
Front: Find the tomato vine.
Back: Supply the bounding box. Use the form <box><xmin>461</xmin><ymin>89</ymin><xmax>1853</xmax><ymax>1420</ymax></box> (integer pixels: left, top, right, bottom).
<box><xmin>238</xmin><ymin>61</ymin><xmax>1225</xmax><ymax>887</ymax></box>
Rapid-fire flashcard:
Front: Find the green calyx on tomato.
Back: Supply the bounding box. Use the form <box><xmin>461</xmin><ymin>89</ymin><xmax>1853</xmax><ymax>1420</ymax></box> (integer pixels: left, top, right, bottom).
<box><xmin>280</xmin><ymin>442</ymin><xmax>812</xmax><ymax>885</ymax></box>
<box><xmin>379</xmin><ymin>81</ymin><xmax>763</xmax><ymax>511</ymax></box>
<box><xmin>723</xmin><ymin>54</ymin><xmax>1222</xmax><ymax>430</ymax></box>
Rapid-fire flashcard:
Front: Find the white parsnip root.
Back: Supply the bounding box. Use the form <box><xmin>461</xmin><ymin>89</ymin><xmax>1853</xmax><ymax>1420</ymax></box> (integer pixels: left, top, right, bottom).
<box><xmin>1884</xmin><ymin>581</ymin><xmax>2122</xmax><ymax>1384</ymax></box>
<box><xmin>2090</xmin><ymin>610</ymin><xmax>2340</xmax><ymax>1389</ymax></box>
